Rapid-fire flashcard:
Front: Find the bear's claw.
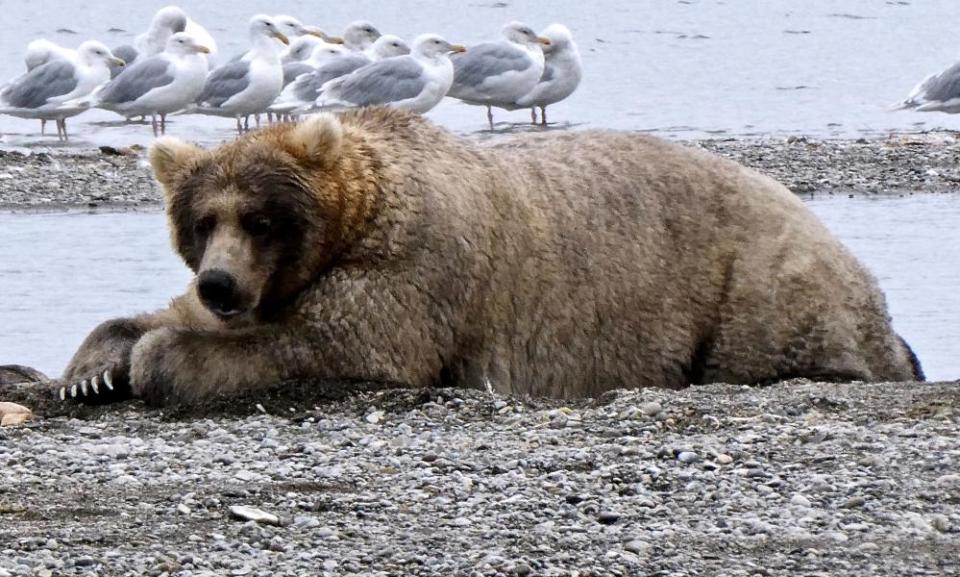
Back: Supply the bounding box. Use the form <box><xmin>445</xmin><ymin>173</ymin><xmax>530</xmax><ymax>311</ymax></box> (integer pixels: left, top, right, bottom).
<box><xmin>58</xmin><ymin>369</ymin><xmax>120</xmax><ymax>403</ymax></box>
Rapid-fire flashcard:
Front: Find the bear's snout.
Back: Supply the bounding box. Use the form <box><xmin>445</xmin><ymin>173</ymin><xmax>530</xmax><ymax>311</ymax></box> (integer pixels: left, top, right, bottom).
<box><xmin>198</xmin><ymin>270</ymin><xmax>243</xmax><ymax>319</ymax></box>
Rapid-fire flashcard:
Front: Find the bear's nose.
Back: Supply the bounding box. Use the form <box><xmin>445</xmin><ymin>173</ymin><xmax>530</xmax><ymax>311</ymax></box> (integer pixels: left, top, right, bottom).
<box><xmin>198</xmin><ymin>270</ymin><xmax>242</xmax><ymax>318</ymax></box>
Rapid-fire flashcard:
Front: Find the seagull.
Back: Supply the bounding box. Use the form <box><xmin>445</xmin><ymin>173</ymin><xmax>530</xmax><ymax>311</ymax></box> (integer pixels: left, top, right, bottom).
<box><xmin>187</xmin><ymin>15</ymin><xmax>288</xmax><ymax>133</ymax></box>
<box><xmin>20</xmin><ymin>39</ymin><xmax>77</xmax><ymax>134</ymax></box>
<box><xmin>342</xmin><ymin>21</ymin><xmax>382</xmax><ymax>54</ymax></box>
<box><xmin>511</xmin><ymin>24</ymin><xmax>582</xmax><ymax>125</ymax></box>
<box><xmin>0</xmin><ymin>41</ymin><xmax>124</xmax><ymax>140</ymax></box>
<box><xmin>136</xmin><ymin>6</ymin><xmax>218</xmax><ymax>68</ymax></box>
<box><xmin>448</xmin><ymin>21</ymin><xmax>550</xmax><ymax>130</ymax></box>
<box><xmin>235</xmin><ymin>15</ymin><xmax>339</xmax><ymax>63</ymax></box>
<box><xmin>311</xmin><ymin>34</ymin><xmax>464</xmax><ymax>114</ymax></box>
<box><xmin>80</xmin><ymin>33</ymin><xmax>210</xmax><ymax>135</ymax></box>
<box><xmin>271</xmin><ymin>35</ymin><xmax>411</xmax><ymax>116</ymax></box>
<box><xmin>896</xmin><ymin>61</ymin><xmax>960</xmax><ymax>113</ymax></box>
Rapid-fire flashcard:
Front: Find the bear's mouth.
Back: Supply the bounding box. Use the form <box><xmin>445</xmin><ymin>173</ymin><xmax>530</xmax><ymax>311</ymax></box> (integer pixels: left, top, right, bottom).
<box><xmin>209</xmin><ymin>306</ymin><xmax>245</xmax><ymax>321</ymax></box>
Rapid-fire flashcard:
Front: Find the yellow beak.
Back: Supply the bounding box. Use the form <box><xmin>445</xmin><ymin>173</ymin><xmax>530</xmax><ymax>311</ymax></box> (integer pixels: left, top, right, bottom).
<box><xmin>110</xmin><ymin>57</ymin><xmax>126</xmax><ymax>67</ymax></box>
<box><xmin>450</xmin><ymin>44</ymin><xmax>467</xmax><ymax>53</ymax></box>
<box><xmin>195</xmin><ymin>45</ymin><xmax>211</xmax><ymax>54</ymax></box>
<box><xmin>537</xmin><ymin>36</ymin><xmax>551</xmax><ymax>45</ymax></box>
<box><xmin>327</xmin><ymin>35</ymin><xmax>345</xmax><ymax>44</ymax></box>
<box><xmin>272</xmin><ymin>31</ymin><xmax>290</xmax><ymax>45</ymax></box>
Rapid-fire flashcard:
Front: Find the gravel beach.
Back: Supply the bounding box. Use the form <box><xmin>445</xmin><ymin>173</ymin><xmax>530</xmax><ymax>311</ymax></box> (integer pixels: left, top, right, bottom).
<box><xmin>2</xmin><ymin>131</ymin><xmax>959</xmax><ymax>576</ymax></box>
<box><xmin>3</xmin><ymin>132</ymin><xmax>960</xmax><ymax>209</ymax></box>
<box><xmin>1</xmin><ymin>378</ymin><xmax>959</xmax><ymax>576</ymax></box>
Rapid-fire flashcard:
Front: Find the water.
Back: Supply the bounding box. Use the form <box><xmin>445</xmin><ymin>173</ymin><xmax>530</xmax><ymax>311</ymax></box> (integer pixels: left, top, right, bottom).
<box><xmin>1</xmin><ymin>197</ymin><xmax>957</xmax><ymax>382</ymax></box>
<box><xmin>3</xmin><ymin>1</ymin><xmax>960</xmax><ymax>147</ymax></box>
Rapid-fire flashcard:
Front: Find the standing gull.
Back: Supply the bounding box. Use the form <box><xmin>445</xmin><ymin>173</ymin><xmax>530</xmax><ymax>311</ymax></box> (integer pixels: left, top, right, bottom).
<box><xmin>187</xmin><ymin>15</ymin><xmax>288</xmax><ymax>133</ymax></box>
<box><xmin>511</xmin><ymin>24</ymin><xmax>582</xmax><ymax>125</ymax></box>
<box><xmin>448</xmin><ymin>21</ymin><xmax>550</xmax><ymax>130</ymax></box>
<box><xmin>0</xmin><ymin>41</ymin><xmax>124</xmax><ymax>140</ymax></box>
<box><xmin>277</xmin><ymin>33</ymin><xmax>410</xmax><ymax>106</ymax></box>
<box><xmin>83</xmin><ymin>33</ymin><xmax>210</xmax><ymax>135</ymax></box>
<box><xmin>20</xmin><ymin>39</ymin><xmax>76</xmax><ymax>134</ymax></box>
<box><xmin>311</xmin><ymin>34</ymin><xmax>464</xmax><ymax>114</ymax></box>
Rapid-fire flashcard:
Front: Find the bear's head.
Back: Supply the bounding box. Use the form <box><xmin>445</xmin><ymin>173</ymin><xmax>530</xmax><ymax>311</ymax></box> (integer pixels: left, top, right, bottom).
<box><xmin>149</xmin><ymin>114</ymin><xmax>380</xmax><ymax>325</ymax></box>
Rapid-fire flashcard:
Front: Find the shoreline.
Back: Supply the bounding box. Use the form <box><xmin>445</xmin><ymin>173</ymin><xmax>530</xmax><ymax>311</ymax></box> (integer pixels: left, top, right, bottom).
<box><xmin>3</xmin><ymin>131</ymin><xmax>960</xmax><ymax>210</ymax></box>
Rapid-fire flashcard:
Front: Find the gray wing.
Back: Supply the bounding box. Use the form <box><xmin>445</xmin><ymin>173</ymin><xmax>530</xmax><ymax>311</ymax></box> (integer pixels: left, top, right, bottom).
<box><xmin>110</xmin><ymin>45</ymin><xmax>139</xmax><ymax>79</ymax></box>
<box><xmin>292</xmin><ymin>54</ymin><xmax>370</xmax><ymax>101</ymax></box>
<box><xmin>198</xmin><ymin>61</ymin><xmax>250</xmax><ymax>106</ymax></box>
<box><xmin>99</xmin><ymin>56</ymin><xmax>174</xmax><ymax>104</ymax></box>
<box><xmin>1</xmin><ymin>59</ymin><xmax>78</xmax><ymax>108</ymax></box>
<box><xmin>452</xmin><ymin>42</ymin><xmax>532</xmax><ymax>88</ymax></box>
<box><xmin>324</xmin><ymin>56</ymin><xmax>424</xmax><ymax>106</ymax></box>
<box><xmin>282</xmin><ymin>62</ymin><xmax>314</xmax><ymax>87</ymax></box>
<box><xmin>917</xmin><ymin>62</ymin><xmax>960</xmax><ymax>102</ymax></box>
<box><xmin>540</xmin><ymin>61</ymin><xmax>557</xmax><ymax>83</ymax></box>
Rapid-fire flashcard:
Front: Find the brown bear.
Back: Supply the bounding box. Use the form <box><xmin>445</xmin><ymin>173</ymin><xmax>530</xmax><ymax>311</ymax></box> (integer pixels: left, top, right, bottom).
<box><xmin>59</xmin><ymin>107</ymin><xmax>922</xmax><ymax>406</ymax></box>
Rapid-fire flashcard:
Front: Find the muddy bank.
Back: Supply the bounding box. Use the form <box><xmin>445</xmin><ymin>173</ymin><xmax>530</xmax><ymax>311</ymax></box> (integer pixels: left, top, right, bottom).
<box><xmin>1</xmin><ymin>378</ymin><xmax>959</xmax><ymax>576</ymax></box>
<box><xmin>3</xmin><ymin>132</ymin><xmax>960</xmax><ymax>209</ymax></box>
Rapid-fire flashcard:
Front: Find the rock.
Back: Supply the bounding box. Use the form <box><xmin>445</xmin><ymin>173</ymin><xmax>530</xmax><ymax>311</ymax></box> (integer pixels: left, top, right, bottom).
<box><xmin>624</xmin><ymin>540</ymin><xmax>650</xmax><ymax>555</ymax></box>
<box><xmin>641</xmin><ymin>401</ymin><xmax>662</xmax><ymax>416</ymax></box>
<box><xmin>0</xmin><ymin>402</ymin><xmax>33</xmax><ymax>427</ymax></box>
<box><xmin>228</xmin><ymin>505</ymin><xmax>281</xmax><ymax>526</ymax></box>
<box><xmin>716</xmin><ymin>453</ymin><xmax>734</xmax><ymax>465</ymax></box>
<box><xmin>0</xmin><ymin>365</ymin><xmax>50</xmax><ymax>385</ymax></box>
<box><xmin>790</xmin><ymin>494</ymin><xmax>812</xmax><ymax>507</ymax></box>
<box><xmin>597</xmin><ymin>511</ymin><xmax>621</xmax><ymax>525</ymax></box>
<box><xmin>677</xmin><ymin>451</ymin><xmax>700</xmax><ymax>463</ymax></box>
<box><xmin>177</xmin><ymin>504</ymin><xmax>191</xmax><ymax>515</ymax></box>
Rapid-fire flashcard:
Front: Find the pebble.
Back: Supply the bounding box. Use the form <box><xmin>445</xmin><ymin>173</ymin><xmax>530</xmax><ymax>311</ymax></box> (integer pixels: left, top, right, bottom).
<box><xmin>597</xmin><ymin>511</ymin><xmax>621</xmax><ymax>525</ymax></box>
<box><xmin>641</xmin><ymin>401</ymin><xmax>662</xmax><ymax>416</ymax></box>
<box><xmin>716</xmin><ymin>453</ymin><xmax>734</xmax><ymax>465</ymax></box>
<box><xmin>790</xmin><ymin>494</ymin><xmax>812</xmax><ymax>508</ymax></box>
<box><xmin>228</xmin><ymin>506</ymin><xmax>280</xmax><ymax>526</ymax></box>
<box><xmin>677</xmin><ymin>451</ymin><xmax>700</xmax><ymax>463</ymax></box>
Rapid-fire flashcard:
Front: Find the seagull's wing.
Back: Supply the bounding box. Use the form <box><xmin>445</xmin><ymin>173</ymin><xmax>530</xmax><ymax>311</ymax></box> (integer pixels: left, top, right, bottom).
<box><xmin>320</xmin><ymin>56</ymin><xmax>425</xmax><ymax>107</ymax></box>
<box><xmin>98</xmin><ymin>56</ymin><xmax>174</xmax><ymax>104</ymax></box>
<box><xmin>197</xmin><ymin>60</ymin><xmax>251</xmax><ymax>107</ymax></box>
<box><xmin>1</xmin><ymin>59</ymin><xmax>78</xmax><ymax>108</ymax></box>
<box><xmin>452</xmin><ymin>42</ymin><xmax>532</xmax><ymax>89</ymax></box>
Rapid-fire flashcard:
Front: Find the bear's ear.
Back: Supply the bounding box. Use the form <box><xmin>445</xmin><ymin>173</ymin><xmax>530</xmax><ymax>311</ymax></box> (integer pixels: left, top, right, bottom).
<box><xmin>286</xmin><ymin>114</ymin><xmax>343</xmax><ymax>169</ymax></box>
<box><xmin>149</xmin><ymin>137</ymin><xmax>205</xmax><ymax>191</ymax></box>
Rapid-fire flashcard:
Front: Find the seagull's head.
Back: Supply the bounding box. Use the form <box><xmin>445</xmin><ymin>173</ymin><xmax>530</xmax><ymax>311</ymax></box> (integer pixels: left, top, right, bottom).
<box><xmin>503</xmin><ymin>21</ymin><xmax>551</xmax><ymax>48</ymax></box>
<box><xmin>250</xmin><ymin>14</ymin><xmax>289</xmax><ymax>46</ymax></box>
<box><xmin>78</xmin><ymin>41</ymin><xmax>125</xmax><ymax>68</ymax></box>
<box><xmin>371</xmin><ymin>35</ymin><xmax>411</xmax><ymax>59</ymax></box>
<box><xmin>166</xmin><ymin>32</ymin><xmax>211</xmax><ymax>56</ymax></box>
<box><xmin>274</xmin><ymin>15</ymin><xmax>309</xmax><ymax>38</ymax></box>
<box><xmin>307</xmin><ymin>43</ymin><xmax>349</xmax><ymax>65</ymax></box>
<box><xmin>154</xmin><ymin>6</ymin><xmax>188</xmax><ymax>34</ymax></box>
<box><xmin>343</xmin><ymin>21</ymin><xmax>381</xmax><ymax>50</ymax></box>
<box><xmin>413</xmin><ymin>34</ymin><xmax>466</xmax><ymax>58</ymax></box>
<box><xmin>283</xmin><ymin>35</ymin><xmax>324</xmax><ymax>63</ymax></box>
<box><xmin>539</xmin><ymin>24</ymin><xmax>575</xmax><ymax>55</ymax></box>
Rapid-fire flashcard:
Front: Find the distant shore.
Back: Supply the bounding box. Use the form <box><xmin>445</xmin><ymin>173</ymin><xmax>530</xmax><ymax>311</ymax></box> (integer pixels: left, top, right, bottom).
<box><xmin>2</xmin><ymin>132</ymin><xmax>960</xmax><ymax>210</ymax></box>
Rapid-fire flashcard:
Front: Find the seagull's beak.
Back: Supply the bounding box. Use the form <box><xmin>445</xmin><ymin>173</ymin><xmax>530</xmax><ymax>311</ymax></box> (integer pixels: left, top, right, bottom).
<box><xmin>110</xmin><ymin>57</ymin><xmax>126</xmax><ymax>67</ymax></box>
<box><xmin>272</xmin><ymin>31</ymin><xmax>290</xmax><ymax>45</ymax></box>
<box><xmin>194</xmin><ymin>45</ymin><xmax>211</xmax><ymax>54</ymax></box>
<box><xmin>537</xmin><ymin>36</ymin><xmax>552</xmax><ymax>46</ymax></box>
<box><xmin>449</xmin><ymin>44</ymin><xmax>467</xmax><ymax>53</ymax></box>
<box><xmin>327</xmin><ymin>36</ymin><xmax>345</xmax><ymax>45</ymax></box>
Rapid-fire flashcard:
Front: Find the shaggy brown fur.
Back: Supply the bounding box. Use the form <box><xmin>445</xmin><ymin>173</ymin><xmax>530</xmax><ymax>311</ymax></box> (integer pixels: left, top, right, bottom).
<box><xmin>61</xmin><ymin>107</ymin><xmax>922</xmax><ymax>406</ymax></box>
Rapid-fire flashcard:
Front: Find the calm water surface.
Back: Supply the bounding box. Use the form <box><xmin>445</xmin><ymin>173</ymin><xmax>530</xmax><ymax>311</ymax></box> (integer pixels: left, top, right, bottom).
<box><xmin>1</xmin><ymin>196</ymin><xmax>957</xmax><ymax>382</ymax></box>
<box><xmin>2</xmin><ymin>1</ymin><xmax>960</xmax><ymax>146</ymax></box>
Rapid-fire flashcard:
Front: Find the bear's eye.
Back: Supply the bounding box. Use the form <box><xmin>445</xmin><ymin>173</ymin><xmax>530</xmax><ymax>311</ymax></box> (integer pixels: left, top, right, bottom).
<box><xmin>194</xmin><ymin>216</ymin><xmax>216</xmax><ymax>236</ymax></box>
<box><xmin>245</xmin><ymin>216</ymin><xmax>273</xmax><ymax>237</ymax></box>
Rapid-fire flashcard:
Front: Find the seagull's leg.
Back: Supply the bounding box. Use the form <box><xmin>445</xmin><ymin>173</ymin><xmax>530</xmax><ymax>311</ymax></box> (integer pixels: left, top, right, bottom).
<box><xmin>487</xmin><ymin>106</ymin><xmax>494</xmax><ymax>131</ymax></box>
<box><xmin>236</xmin><ymin>117</ymin><xmax>242</xmax><ymax>134</ymax></box>
<box><xmin>151</xmin><ymin>114</ymin><xmax>158</xmax><ymax>137</ymax></box>
<box><xmin>160</xmin><ymin>114</ymin><xmax>167</xmax><ymax>135</ymax></box>
<box><xmin>540</xmin><ymin>106</ymin><xmax>548</xmax><ymax>126</ymax></box>
<box><xmin>530</xmin><ymin>108</ymin><xmax>537</xmax><ymax>125</ymax></box>
<box><xmin>41</xmin><ymin>119</ymin><xmax>46</xmax><ymax>135</ymax></box>
<box><xmin>244</xmin><ymin>116</ymin><xmax>250</xmax><ymax>132</ymax></box>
